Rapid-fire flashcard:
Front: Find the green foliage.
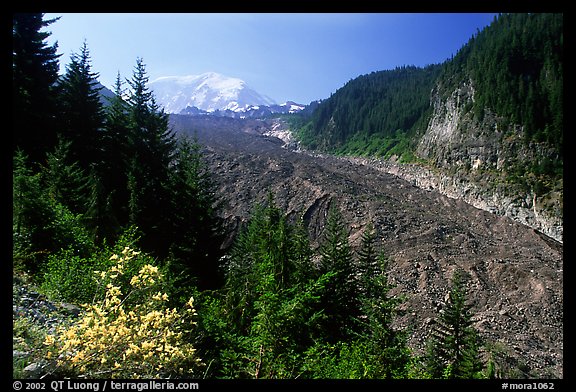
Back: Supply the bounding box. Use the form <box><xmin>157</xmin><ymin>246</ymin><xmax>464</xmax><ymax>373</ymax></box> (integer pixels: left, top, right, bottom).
<box><xmin>317</xmin><ymin>204</ymin><xmax>360</xmax><ymax>342</ymax></box>
<box><xmin>198</xmin><ymin>196</ymin><xmax>335</xmax><ymax>378</ymax></box>
<box><xmin>13</xmin><ymin>149</ymin><xmax>55</xmax><ymax>270</ymax></box>
<box><xmin>42</xmin><ymin>138</ymin><xmax>90</xmax><ymax>215</ymax></box>
<box><xmin>165</xmin><ymin>136</ymin><xmax>224</xmax><ymax>289</ymax></box>
<box><xmin>47</xmin><ymin>202</ymin><xmax>95</xmax><ymax>257</ymax></box>
<box><xmin>298</xmin><ymin>64</ymin><xmax>441</xmax><ymax>156</ymax></box>
<box><xmin>198</xmin><ymin>199</ymin><xmax>413</xmax><ymax>379</ymax></box>
<box><xmin>301</xmin><ymin>340</ymin><xmax>373</xmax><ymax>378</ymax></box>
<box><xmin>224</xmin><ymin>194</ymin><xmax>316</xmax><ymax>315</ymax></box>
<box><xmin>443</xmin><ymin>13</ymin><xmax>562</xmax><ymax>152</ymax></box>
<box><xmin>57</xmin><ymin>41</ymin><xmax>105</xmax><ymax>171</ymax></box>
<box><xmin>41</xmin><ymin>249</ymin><xmax>108</xmax><ymax>304</ymax></box>
<box><xmin>42</xmin><ymin>246</ymin><xmax>203</xmax><ymax>379</ymax></box>
<box><xmin>13</xmin><ymin>13</ymin><xmax>61</xmax><ymax>163</ymax></box>
<box><xmin>125</xmin><ymin>58</ymin><xmax>177</xmax><ymax>254</ymax></box>
<box><xmin>98</xmin><ymin>73</ymin><xmax>132</xmax><ymax>227</ymax></box>
<box><xmin>40</xmin><ymin>227</ymin><xmax>146</xmax><ymax>304</ymax></box>
<box><xmin>425</xmin><ymin>270</ymin><xmax>484</xmax><ymax>379</ymax></box>
<box><xmin>13</xmin><ymin>149</ymin><xmax>95</xmax><ymax>272</ymax></box>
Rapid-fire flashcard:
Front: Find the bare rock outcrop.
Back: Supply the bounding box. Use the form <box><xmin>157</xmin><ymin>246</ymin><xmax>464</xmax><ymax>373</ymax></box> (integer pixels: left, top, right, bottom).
<box><xmin>413</xmin><ymin>80</ymin><xmax>562</xmax><ymax>243</ymax></box>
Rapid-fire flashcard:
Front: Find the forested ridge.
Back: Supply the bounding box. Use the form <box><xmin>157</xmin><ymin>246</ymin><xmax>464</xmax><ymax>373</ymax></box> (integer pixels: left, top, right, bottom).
<box><xmin>297</xmin><ymin>13</ymin><xmax>563</xmax><ymax>183</ymax></box>
<box><xmin>13</xmin><ymin>13</ymin><xmax>554</xmax><ymax>380</ymax></box>
<box><xmin>297</xmin><ymin>64</ymin><xmax>441</xmax><ymax>157</ymax></box>
<box><xmin>441</xmin><ymin>13</ymin><xmax>563</xmax><ymax>148</ymax></box>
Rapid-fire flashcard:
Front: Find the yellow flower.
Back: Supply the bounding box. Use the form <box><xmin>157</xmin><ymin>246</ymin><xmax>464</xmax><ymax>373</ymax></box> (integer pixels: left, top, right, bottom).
<box><xmin>152</xmin><ymin>292</ymin><xmax>168</xmax><ymax>301</ymax></box>
<box><xmin>106</xmin><ymin>284</ymin><xmax>122</xmax><ymax>298</ymax></box>
<box><xmin>43</xmin><ymin>334</ymin><xmax>56</xmax><ymax>346</ymax></box>
<box><xmin>130</xmin><ymin>275</ymin><xmax>140</xmax><ymax>286</ymax></box>
<box><xmin>139</xmin><ymin>264</ymin><xmax>159</xmax><ymax>276</ymax></box>
<box><xmin>65</xmin><ymin>329</ymin><xmax>77</xmax><ymax>340</ymax></box>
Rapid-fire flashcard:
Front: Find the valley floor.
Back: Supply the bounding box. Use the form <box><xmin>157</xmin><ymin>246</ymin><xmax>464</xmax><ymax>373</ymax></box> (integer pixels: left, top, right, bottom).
<box><xmin>170</xmin><ymin>115</ymin><xmax>563</xmax><ymax>378</ymax></box>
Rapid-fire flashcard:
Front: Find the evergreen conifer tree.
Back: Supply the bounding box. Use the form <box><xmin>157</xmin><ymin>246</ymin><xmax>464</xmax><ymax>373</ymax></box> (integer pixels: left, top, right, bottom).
<box><xmin>13</xmin><ymin>149</ymin><xmax>55</xmax><ymax>269</ymax></box>
<box><xmin>125</xmin><ymin>58</ymin><xmax>176</xmax><ymax>255</ymax></box>
<box><xmin>425</xmin><ymin>269</ymin><xmax>483</xmax><ymax>379</ymax></box>
<box><xmin>57</xmin><ymin>41</ymin><xmax>105</xmax><ymax>171</ymax></box>
<box><xmin>353</xmin><ymin>224</ymin><xmax>411</xmax><ymax>378</ymax></box>
<box><xmin>83</xmin><ymin>171</ymin><xmax>119</xmax><ymax>245</ymax></box>
<box><xmin>166</xmin><ymin>136</ymin><xmax>223</xmax><ymax>290</ymax></box>
<box><xmin>204</xmin><ymin>196</ymin><xmax>332</xmax><ymax>378</ymax></box>
<box><xmin>13</xmin><ymin>13</ymin><xmax>61</xmax><ymax>164</ymax></box>
<box><xmin>357</xmin><ymin>223</ymin><xmax>378</xmax><ymax>298</ymax></box>
<box><xmin>318</xmin><ymin>203</ymin><xmax>360</xmax><ymax>341</ymax></box>
<box><xmin>42</xmin><ymin>138</ymin><xmax>90</xmax><ymax>215</ymax></box>
<box><xmin>100</xmin><ymin>73</ymin><xmax>132</xmax><ymax>226</ymax></box>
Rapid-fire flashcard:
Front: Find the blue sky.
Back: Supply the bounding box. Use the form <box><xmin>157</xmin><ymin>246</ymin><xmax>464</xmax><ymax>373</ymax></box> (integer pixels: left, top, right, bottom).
<box><xmin>44</xmin><ymin>13</ymin><xmax>498</xmax><ymax>104</ymax></box>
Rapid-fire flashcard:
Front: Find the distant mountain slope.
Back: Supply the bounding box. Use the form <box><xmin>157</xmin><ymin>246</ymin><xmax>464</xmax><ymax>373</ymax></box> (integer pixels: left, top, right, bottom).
<box><xmin>148</xmin><ymin>72</ymin><xmax>276</xmax><ymax>114</ymax></box>
<box><xmin>95</xmin><ymin>81</ymin><xmax>116</xmax><ymax>107</ymax></box>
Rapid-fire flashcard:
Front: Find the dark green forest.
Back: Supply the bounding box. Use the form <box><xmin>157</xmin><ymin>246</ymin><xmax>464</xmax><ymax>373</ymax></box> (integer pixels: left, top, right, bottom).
<box><xmin>298</xmin><ymin>65</ymin><xmax>441</xmax><ymax>159</ymax></box>
<box><xmin>13</xmin><ymin>13</ymin><xmax>547</xmax><ymax>380</ymax></box>
<box><xmin>441</xmin><ymin>13</ymin><xmax>563</xmax><ymax>148</ymax></box>
<box><xmin>297</xmin><ymin>13</ymin><xmax>563</xmax><ymax>180</ymax></box>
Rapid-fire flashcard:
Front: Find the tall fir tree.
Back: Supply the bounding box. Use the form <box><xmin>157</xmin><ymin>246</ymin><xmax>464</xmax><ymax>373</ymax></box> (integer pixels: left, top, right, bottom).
<box><xmin>166</xmin><ymin>136</ymin><xmax>223</xmax><ymax>290</ymax></box>
<box><xmin>203</xmin><ymin>196</ymin><xmax>332</xmax><ymax>378</ymax></box>
<box><xmin>425</xmin><ymin>269</ymin><xmax>484</xmax><ymax>379</ymax></box>
<box><xmin>318</xmin><ymin>203</ymin><xmax>360</xmax><ymax>342</ymax></box>
<box><xmin>125</xmin><ymin>58</ymin><xmax>176</xmax><ymax>255</ymax></box>
<box><xmin>83</xmin><ymin>171</ymin><xmax>119</xmax><ymax>245</ymax></box>
<box><xmin>57</xmin><ymin>41</ymin><xmax>105</xmax><ymax>172</ymax></box>
<box><xmin>100</xmin><ymin>73</ymin><xmax>132</xmax><ymax>227</ymax></box>
<box><xmin>356</xmin><ymin>223</ymin><xmax>378</xmax><ymax>298</ymax></box>
<box><xmin>13</xmin><ymin>13</ymin><xmax>61</xmax><ymax>164</ymax></box>
<box><xmin>42</xmin><ymin>138</ymin><xmax>90</xmax><ymax>215</ymax></box>
<box><xmin>357</xmin><ymin>228</ymin><xmax>411</xmax><ymax>378</ymax></box>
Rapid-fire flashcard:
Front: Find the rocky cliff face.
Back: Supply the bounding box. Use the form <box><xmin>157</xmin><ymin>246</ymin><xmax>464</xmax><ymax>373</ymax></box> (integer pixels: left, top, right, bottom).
<box><xmin>347</xmin><ymin>157</ymin><xmax>563</xmax><ymax>243</ymax></box>
<box><xmin>412</xmin><ymin>80</ymin><xmax>562</xmax><ymax>242</ymax></box>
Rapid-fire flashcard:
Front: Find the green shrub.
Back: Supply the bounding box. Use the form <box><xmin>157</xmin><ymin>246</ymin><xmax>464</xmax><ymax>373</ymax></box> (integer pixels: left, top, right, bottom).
<box><xmin>41</xmin><ymin>249</ymin><xmax>107</xmax><ymax>303</ymax></box>
<box><xmin>40</xmin><ymin>226</ymin><xmax>147</xmax><ymax>304</ymax></box>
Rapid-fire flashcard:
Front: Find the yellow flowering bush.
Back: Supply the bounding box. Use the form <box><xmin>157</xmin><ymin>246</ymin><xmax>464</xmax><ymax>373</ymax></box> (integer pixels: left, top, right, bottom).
<box><xmin>44</xmin><ymin>247</ymin><xmax>203</xmax><ymax>378</ymax></box>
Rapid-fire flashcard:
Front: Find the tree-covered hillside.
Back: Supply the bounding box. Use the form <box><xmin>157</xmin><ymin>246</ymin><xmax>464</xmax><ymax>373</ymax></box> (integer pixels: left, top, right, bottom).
<box><xmin>298</xmin><ymin>65</ymin><xmax>441</xmax><ymax>160</ymax></box>
<box><xmin>441</xmin><ymin>13</ymin><xmax>562</xmax><ymax>150</ymax></box>
<box><xmin>297</xmin><ymin>13</ymin><xmax>563</xmax><ymax>165</ymax></box>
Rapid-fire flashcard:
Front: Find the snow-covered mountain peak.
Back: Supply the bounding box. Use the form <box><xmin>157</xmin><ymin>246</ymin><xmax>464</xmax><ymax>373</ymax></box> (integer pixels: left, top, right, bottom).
<box><xmin>148</xmin><ymin>72</ymin><xmax>276</xmax><ymax>114</ymax></box>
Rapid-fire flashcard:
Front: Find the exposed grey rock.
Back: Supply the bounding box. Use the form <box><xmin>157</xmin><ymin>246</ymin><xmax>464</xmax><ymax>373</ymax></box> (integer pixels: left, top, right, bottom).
<box><xmin>23</xmin><ymin>362</ymin><xmax>45</xmax><ymax>378</ymax></box>
<box><xmin>412</xmin><ymin>80</ymin><xmax>562</xmax><ymax>242</ymax></box>
<box><xmin>13</xmin><ymin>350</ymin><xmax>29</xmax><ymax>359</ymax></box>
<box><xmin>344</xmin><ymin>157</ymin><xmax>562</xmax><ymax>243</ymax></box>
<box><xmin>59</xmin><ymin>303</ymin><xmax>82</xmax><ymax>317</ymax></box>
